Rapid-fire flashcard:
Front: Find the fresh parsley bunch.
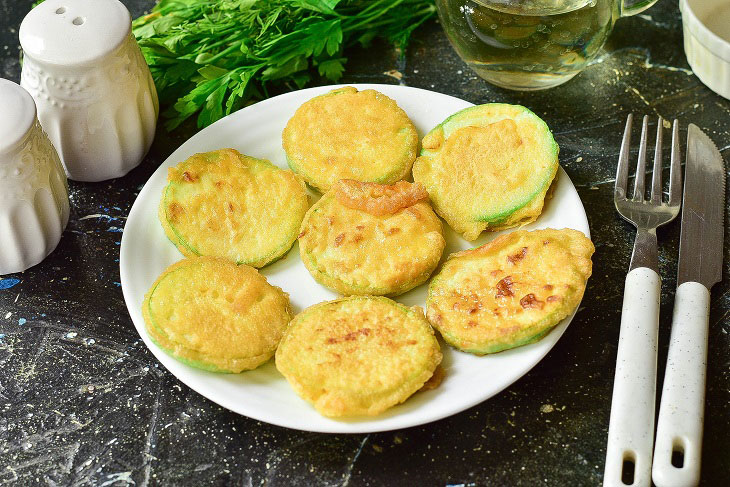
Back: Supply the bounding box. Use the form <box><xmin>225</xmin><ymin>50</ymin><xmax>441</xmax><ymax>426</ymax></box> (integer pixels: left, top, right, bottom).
<box><xmin>132</xmin><ymin>0</ymin><xmax>436</xmax><ymax>130</ymax></box>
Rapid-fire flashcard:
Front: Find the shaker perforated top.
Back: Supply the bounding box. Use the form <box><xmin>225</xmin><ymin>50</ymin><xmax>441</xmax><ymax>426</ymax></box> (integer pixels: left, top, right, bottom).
<box><xmin>0</xmin><ymin>79</ymin><xmax>36</xmax><ymax>154</ymax></box>
<box><xmin>19</xmin><ymin>0</ymin><xmax>132</xmax><ymax>67</ymax></box>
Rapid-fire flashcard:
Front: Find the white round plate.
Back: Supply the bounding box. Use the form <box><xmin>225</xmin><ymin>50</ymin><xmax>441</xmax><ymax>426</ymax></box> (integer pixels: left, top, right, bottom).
<box><xmin>120</xmin><ymin>84</ymin><xmax>590</xmax><ymax>433</ymax></box>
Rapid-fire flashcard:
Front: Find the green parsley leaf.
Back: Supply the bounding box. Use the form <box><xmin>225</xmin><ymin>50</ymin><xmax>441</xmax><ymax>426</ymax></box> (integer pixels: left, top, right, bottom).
<box><xmin>132</xmin><ymin>0</ymin><xmax>437</xmax><ymax>130</ymax></box>
<box><xmin>317</xmin><ymin>58</ymin><xmax>347</xmax><ymax>81</ymax></box>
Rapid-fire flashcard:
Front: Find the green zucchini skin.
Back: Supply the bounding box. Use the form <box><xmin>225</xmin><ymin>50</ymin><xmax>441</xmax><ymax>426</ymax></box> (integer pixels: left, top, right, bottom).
<box><xmin>413</xmin><ymin>103</ymin><xmax>559</xmax><ymax>241</ymax></box>
<box><xmin>159</xmin><ymin>148</ymin><xmax>309</xmax><ymax>268</ymax></box>
<box><xmin>425</xmin><ymin>228</ymin><xmax>594</xmax><ymax>355</ymax></box>
<box><xmin>142</xmin><ymin>257</ymin><xmax>292</xmax><ymax>373</ymax></box>
<box><xmin>437</xmin><ymin>305</ymin><xmax>567</xmax><ymax>355</ymax></box>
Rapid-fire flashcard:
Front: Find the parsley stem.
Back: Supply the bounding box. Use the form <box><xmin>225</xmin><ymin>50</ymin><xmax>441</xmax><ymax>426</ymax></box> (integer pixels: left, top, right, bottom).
<box><xmin>203</xmin><ymin>40</ymin><xmax>244</xmax><ymax>64</ymax></box>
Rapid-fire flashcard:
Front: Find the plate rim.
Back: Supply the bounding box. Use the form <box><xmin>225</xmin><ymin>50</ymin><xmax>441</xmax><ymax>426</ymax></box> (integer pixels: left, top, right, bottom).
<box><xmin>120</xmin><ymin>83</ymin><xmax>590</xmax><ymax>433</ymax></box>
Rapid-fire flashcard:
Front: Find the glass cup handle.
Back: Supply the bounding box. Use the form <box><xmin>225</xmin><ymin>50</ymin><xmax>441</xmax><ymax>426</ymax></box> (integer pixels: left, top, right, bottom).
<box><xmin>620</xmin><ymin>0</ymin><xmax>659</xmax><ymax>16</ymax></box>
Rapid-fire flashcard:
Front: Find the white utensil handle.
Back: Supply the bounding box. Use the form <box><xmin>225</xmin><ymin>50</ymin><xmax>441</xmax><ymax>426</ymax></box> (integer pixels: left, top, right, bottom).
<box><xmin>652</xmin><ymin>281</ymin><xmax>710</xmax><ymax>487</ymax></box>
<box><xmin>604</xmin><ymin>267</ymin><xmax>661</xmax><ymax>487</ymax></box>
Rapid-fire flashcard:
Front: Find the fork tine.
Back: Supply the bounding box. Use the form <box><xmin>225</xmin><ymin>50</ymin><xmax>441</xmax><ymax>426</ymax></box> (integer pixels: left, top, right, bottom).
<box><xmin>632</xmin><ymin>115</ymin><xmax>649</xmax><ymax>201</ymax></box>
<box><xmin>651</xmin><ymin>116</ymin><xmax>663</xmax><ymax>204</ymax></box>
<box><xmin>615</xmin><ymin>114</ymin><xmax>632</xmax><ymax>199</ymax></box>
<box><xmin>668</xmin><ymin>119</ymin><xmax>682</xmax><ymax>206</ymax></box>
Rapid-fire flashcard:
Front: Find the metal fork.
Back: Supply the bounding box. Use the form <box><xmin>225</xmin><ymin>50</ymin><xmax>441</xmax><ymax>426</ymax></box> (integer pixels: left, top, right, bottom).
<box><xmin>604</xmin><ymin>115</ymin><xmax>682</xmax><ymax>487</ymax></box>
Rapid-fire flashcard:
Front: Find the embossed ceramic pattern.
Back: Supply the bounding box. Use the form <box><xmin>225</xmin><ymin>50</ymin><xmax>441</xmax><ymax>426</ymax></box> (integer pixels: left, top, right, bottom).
<box><xmin>0</xmin><ymin>79</ymin><xmax>69</xmax><ymax>275</ymax></box>
<box><xmin>19</xmin><ymin>0</ymin><xmax>159</xmax><ymax>182</ymax></box>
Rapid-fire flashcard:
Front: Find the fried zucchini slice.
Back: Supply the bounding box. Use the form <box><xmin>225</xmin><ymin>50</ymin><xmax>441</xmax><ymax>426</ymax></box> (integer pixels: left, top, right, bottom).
<box><xmin>159</xmin><ymin>148</ymin><xmax>309</xmax><ymax>268</ymax></box>
<box><xmin>282</xmin><ymin>86</ymin><xmax>419</xmax><ymax>192</ymax></box>
<box><xmin>412</xmin><ymin>104</ymin><xmax>559</xmax><ymax>240</ymax></box>
<box><xmin>426</xmin><ymin>228</ymin><xmax>594</xmax><ymax>354</ymax></box>
<box><xmin>275</xmin><ymin>296</ymin><xmax>442</xmax><ymax>417</ymax></box>
<box><xmin>298</xmin><ymin>180</ymin><xmax>445</xmax><ymax>297</ymax></box>
<box><xmin>142</xmin><ymin>257</ymin><xmax>293</xmax><ymax>373</ymax></box>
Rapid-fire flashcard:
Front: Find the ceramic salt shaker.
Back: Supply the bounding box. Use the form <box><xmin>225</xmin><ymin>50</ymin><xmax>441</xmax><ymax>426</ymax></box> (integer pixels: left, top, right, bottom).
<box><xmin>19</xmin><ymin>0</ymin><xmax>158</xmax><ymax>182</ymax></box>
<box><xmin>0</xmin><ymin>79</ymin><xmax>70</xmax><ymax>275</ymax></box>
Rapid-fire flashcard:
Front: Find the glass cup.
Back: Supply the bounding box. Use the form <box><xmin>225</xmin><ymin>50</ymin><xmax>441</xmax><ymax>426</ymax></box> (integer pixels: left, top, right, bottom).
<box><xmin>436</xmin><ymin>0</ymin><xmax>659</xmax><ymax>90</ymax></box>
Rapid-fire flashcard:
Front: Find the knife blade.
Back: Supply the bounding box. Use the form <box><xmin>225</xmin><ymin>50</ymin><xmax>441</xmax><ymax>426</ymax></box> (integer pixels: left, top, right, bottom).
<box><xmin>677</xmin><ymin>124</ymin><xmax>725</xmax><ymax>288</ymax></box>
<box><xmin>653</xmin><ymin>124</ymin><xmax>725</xmax><ymax>487</ymax></box>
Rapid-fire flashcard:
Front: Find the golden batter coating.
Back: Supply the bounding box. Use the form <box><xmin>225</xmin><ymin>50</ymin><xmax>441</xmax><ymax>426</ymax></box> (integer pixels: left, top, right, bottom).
<box><xmin>159</xmin><ymin>148</ymin><xmax>309</xmax><ymax>268</ymax></box>
<box><xmin>143</xmin><ymin>257</ymin><xmax>293</xmax><ymax>373</ymax></box>
<box><xmin>282</xmin><ymin>86</ymin><xmax>419</xmax><ymax>192</ymax></box>
<box><xmin>298</xmin><ymin>180</ymin><xmax>445</xmax><ymax>297</ymax></box>
<box><xmin>426</xmin><ymin>228</ymin><xmax>594</xmax><ymax>355</ymax></box>
<box><xmin>275</xmin><ymin>296</ymin><xmax>442</xmax><ymax>417</ymax></box>
<box><xmin>412</xmin><ymin>104</ymin><xmax>559</xmax><ymax>241</ymax></box>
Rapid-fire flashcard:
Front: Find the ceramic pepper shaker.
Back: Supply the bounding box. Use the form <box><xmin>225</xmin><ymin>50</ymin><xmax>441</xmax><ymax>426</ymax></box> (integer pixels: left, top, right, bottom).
<box><xmin>19</xmin><ymin>0</ymin><xmax>159</xmax><ymax>182</ymax></box>
<box><xmin>0</xmin><ymin>79</ymin><xmax>70</xmax><ymax>275</ymax></box>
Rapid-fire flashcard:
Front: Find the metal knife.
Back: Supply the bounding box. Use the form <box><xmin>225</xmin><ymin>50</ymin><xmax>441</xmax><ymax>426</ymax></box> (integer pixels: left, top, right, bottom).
<box><xmin>652</xmin><ymin>124</ymin><xmax>726</xmax><ymax>487</ymax></box>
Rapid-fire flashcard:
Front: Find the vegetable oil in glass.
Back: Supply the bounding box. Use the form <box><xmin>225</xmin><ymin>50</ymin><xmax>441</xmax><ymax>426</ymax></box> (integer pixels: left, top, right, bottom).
<box><xmin>436</xmin><ymin>0</ymin><xmax>619</xmax><ymax>90</ymax></box>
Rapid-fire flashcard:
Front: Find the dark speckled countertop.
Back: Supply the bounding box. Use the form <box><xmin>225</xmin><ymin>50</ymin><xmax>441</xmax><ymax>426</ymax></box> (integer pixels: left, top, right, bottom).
<box><xmin>1</xmin><ymin>0</ymin><xmax>728</xmax><ymax>485</ymax></box>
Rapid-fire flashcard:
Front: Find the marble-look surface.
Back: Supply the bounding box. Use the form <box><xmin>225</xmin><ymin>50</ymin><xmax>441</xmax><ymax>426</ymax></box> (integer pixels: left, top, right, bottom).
<box><xmin>1</xmin><ymin>1</ymin><xmax>728</xmax><ymax>485</ymax></box>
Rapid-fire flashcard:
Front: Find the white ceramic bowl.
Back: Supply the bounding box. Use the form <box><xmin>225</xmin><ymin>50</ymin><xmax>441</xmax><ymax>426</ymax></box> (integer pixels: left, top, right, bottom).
<box><xmin>681</xmin><ymin>0</ymin><xmax>730</xmax><ymax>100</ymax></box>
